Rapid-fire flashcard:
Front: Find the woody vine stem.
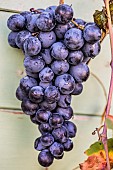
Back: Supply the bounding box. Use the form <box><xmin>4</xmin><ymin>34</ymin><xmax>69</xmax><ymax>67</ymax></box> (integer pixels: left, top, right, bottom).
<box><xmin>101</xmin><ymin>0</ymin><xmax>113</xmax><ymax>169</ymax></box>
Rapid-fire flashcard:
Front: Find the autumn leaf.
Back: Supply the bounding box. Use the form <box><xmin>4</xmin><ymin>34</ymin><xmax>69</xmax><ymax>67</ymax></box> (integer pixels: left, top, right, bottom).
<box><xmin>79</xmin><ymin>138</ymin><xmax>113</xmax><ymax>170</ymax></box>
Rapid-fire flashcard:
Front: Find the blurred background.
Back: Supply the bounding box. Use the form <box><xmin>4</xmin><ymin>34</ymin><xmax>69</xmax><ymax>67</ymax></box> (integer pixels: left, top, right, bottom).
<box><xmin>0</xmin><ymin>0</ymin><xmax>113</xmax><ymax>169</ymax></box>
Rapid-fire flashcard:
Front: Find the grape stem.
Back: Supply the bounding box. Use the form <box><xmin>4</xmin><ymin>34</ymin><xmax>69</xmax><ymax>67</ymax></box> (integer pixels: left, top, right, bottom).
<box><xmin>45</xmin><ymin>168</ymin><xmax>48</xmax><ymax>170</ymax></box>
<box><xmin>59</xmin><ymin>0</ymin><xmax>64</xmax><ymax>5</ymax></box>
<box><xmin>101</xmin><ymin>0</ymin><xmax>113</xmax><ymax>169</ymax></box>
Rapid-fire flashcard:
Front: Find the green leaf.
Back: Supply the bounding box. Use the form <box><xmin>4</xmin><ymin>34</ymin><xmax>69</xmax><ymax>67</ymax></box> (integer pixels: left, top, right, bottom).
<box><xmin>106</xmin><ymin>115</ymin><xmax>113</xmax><ymax>130</ymax></box>
<box><xmin>85</xmin><ymin>138</ymin><xmax>113</xmax><ymax>156</ymax></box>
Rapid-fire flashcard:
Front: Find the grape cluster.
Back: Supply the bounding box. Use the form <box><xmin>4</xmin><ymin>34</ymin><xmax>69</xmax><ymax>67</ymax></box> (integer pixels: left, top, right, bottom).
<box><xmin>7</xmin><ymin>4</ymin><xmax>101</xmax><ymax>168</ymax></box>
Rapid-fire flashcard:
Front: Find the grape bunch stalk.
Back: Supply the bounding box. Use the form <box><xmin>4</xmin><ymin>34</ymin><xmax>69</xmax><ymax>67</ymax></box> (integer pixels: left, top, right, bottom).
<box><xmin>7</xmin><ymin>3</ymin><xmax>102</xmax><ymax>168</ymax></box>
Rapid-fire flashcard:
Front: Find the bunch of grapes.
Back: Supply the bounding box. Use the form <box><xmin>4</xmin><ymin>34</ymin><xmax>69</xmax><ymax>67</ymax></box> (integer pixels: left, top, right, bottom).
<box><xmin>7</xmin><ymin>3</ymin><xmax>101</xmax><ymax>168</ymax></box>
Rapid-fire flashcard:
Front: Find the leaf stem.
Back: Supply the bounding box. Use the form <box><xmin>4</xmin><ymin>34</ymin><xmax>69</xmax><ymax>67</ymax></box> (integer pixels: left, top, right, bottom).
<box><xmin>101</xmin><ymin>0</ymin><xmax>113</xmax><ymax>169</ymax></box>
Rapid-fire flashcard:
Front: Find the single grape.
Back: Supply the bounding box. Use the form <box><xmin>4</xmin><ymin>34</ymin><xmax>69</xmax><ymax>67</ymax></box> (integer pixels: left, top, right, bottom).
<box><xmin>15</xmin><ymin>30</ymin><xmax>31</xmax><ymax>49</ymax></box>
<box><xmin>7</xmin><ymin>14</ymin><xmax>25</xmax><ymax>31</ymax></box>
<box><xmin>20</xmin><ymin>11</ymin><xmax>31</xmax><ymax>20</ymax></box>
<box><xmin>64</xmin><ymin>121</ymin><xmax>77</xmax><ymax>138</ymax></box>
<box><xmin>51</xmin><ymin>60</ymin><xmax>69</xmax><ymax>75</ymax></box>
<box><xmin>44</xmin><ymin>86</ymin><xmax>60</xmax><ymax>103</ymax></box>
<box><xmin>49</xmin><ymin>113</ymin><xmax>64</xmax><ymax>128</ymax></box>
<box><xmin>67</xmin><ymin>50</ymin><xmax>84</xmax><ymax>65</ymax></box>
<box><xmin>70</xmin><ymin>63</ymin><xmax>90</xmax><ymax>83</ymax></box>
<box><xmin>57</xmin><ymin>94</ymin><xmax>72</xmax><ymax>108</ymax></box>
<box><xmin>82</xmin><ymin>41</ymin><xmax>101</xmax><ymax>58</ymax></box>
<box><xmin>71</xmin><ymin>83</ymin><xmax>83</xmax><ymax>95</ymax></box>
<box><xmin>16</xmin><ymin>86</ymin><xmax>28</xmax><ymax>101</ymax></box>
<box><xmin>39</xmin><ymin>100</ymin><xmax>57</xmax><ymax>111</ymax></box>
<box><xmin>34</xmin><ymin>137</ymin><xmax>46</xmax><ymax>151</ymax></box>
<box><xmin>64</xmin><ymin>28</ymin><xmax>84</xmax><ymax>50</ymax></box>
<box><xmin>55</xmin><ymin>74</ymin><xmax>75</xmax><ymax>94</ymax></box>
<box><xmin>38</xmin><ymin>149</ymin><xmax>54</xmax><ymax>167</ymax></box>
<box><xmin>38</xmin><ymin>123</ymin><xmax>53</xmax><ymax>134</ymax></box>
<box><xmin>8</xmin><ymin>31</ymin><xmax>18</xmax><ymax>48</ymax></box>
<box><xmin>49</xmin><ymin>142</ymin><xmax>64</xmax><ymax>158</ymax></box>
<box><xmin>25</xmin><ymin>70</ymin><xmax>39</xmax><ymax>78</ymax></box>
<box><xmin>36</xmin><ymin>109</ymin><xmax>51</xmax><ymax>123</ymax></box>
<box><xmin>63</xmin><ymin>139</ymin><xmax>73</xmax><ymax>151</ymax></box>
<box><xmin>23</xmin><ymin>36</ymin><xmax>41</xmax><ymax>56</ymax></box>
<box><xmin>36</xmin><ymin>12</ymin><xmax>56</xmax><ymax>31</ymax></box>
<box><xmin>38</xmin><ymin>31</ymin><xmax>56</xmax><ymax>48</ymax></box>
<box><xmin>55</xmin><ymin>4</ymin><xmax>73</xmax><ymax>24</ymax></box>
<box><xmin>26</xmin><ymin>13</ymin><xmax>39</xmax><ymax>32</ymax></box>
<box><xmin>73</xmin><ymin>18</ymin><xmax>86</xmax><ymax>27</ymax></box>
<box><xmin>54</xmin><ymin>23</ymin><xmax>69</xmax><ymax>39</ymax></box>
<box><xmin>50</xmin><ymin>42</ymin><xmax>69</xmax><ymax>60</ymax></box>
<box><xmin>21</xmin><ymin>98</ymin><xmax>39</xmax><ymax>115</ymax></box>
<box><xmin>56</xmin><ymin>106</ymin><xmax>73</xmax><ymax>120</ymax></box>
<box><xmin>46</xmin><ymin>6</ymin><xmax>57</xmax><ymax>16</ymax></box>
<box><xmin>39</xmin><ymin>81</ymin><xmax>52</xmax><ymax>89</ymax></box>
<box><xmin>40</xmin><ymin>133</ymin><xmax>54</xmax><ymax>147</ymax></box>
<box><xmin>24</xmin><ymin>55</ymin><xmax>45</xmax><ymax>73</ymax></box>
<box><xmin>30</xmin><ymin>114</ymin><xmax>40</xmax><ymax>125</ymax></box>
<box><xmin>52</xmin><ymin>126</ymin><xmax>69</xmax><ymax>143</ymax></box>
<box><xmin>39</xmin><ymin>67</ymin><xmax>54</xmax><ymax>83</ymax></box>
<box><xmin>83</xmin><ymin>24</ymin><xmax>101</xmax><ymax>43</ymax></box>
<box><xmin>39</xmin><ymin>48</ymin><xmax>52</xmax><ymax>65</ymax></box>
<box><xmin>29</xmin><ymin>86</ymin><xmax>44</xmax><ymax>103</ymax></box>
<box><xmin>20</xmin><ymin>76</ymin><xmax>37</xmax><ymax>93</ymax></box>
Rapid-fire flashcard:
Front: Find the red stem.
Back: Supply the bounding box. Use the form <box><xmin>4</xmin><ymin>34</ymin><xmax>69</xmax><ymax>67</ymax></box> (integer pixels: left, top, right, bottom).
<box><xmin>101</xmin><ymin>0</ymin><xmax>113</xmax><ymax>169</ymax></box>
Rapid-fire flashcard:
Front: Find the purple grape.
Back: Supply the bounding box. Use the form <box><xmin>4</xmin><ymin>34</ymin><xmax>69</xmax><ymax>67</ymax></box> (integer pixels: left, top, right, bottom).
<box><xmin>55</xmin><ymin>4</ymin><xmax>73</xmax><ymax>24</ymax></box>
<box><xmin>64</xmin><ymin>28</ymin><xmax>84</xmax><ymax>50</ymax></box>
<box><xmin>20</xmin><ymin>11</ymin><xmax>31</xmax><ymax>19</ymax></box>
<box><xmin>39</xmin><ymin>100</ymin><xmax>57</xmax><ymax>111</ymax></box>
<box><xmin>20</xmin><ymin>76</ymin><xmax>37</xmax><ymax>93</ymax></box>
<box><xmin>23</xmin><ymin>36</ymin><xmax>41</xmax><ymax>56</ymax></box>
<box><xmin>39</xmin><ymin>81</ymin><xmax>52</xmax><ymax>89</ymax></box>
<box><xmin>51</xmin><ymin>60</ymin><xmax>69</xmax><ymax>75</ymax></box>
<box><xmin>25</xmin><ymin>70</ymin><xmax>39</xmax><ymax>78</ymax></box>
<box><xmin>73</xmin><ymin>18</ymin><xmax>86</xmax><ymax>27</ymax></box>
<box><xmin>54</xmin><ymin>23</ymin><xmax>69</xmax><ymax>39</ymax></box>
<box><xmin>21</xmin><ymin>98</ymin><xmax>39</xmax><ymax>115</ymax></box>
<box><xmin>58</xmin><ymin>94</ymin><xmax>72</xmax><ymax>108</ymax></box>
<box><xmin>82</xmin><ymin>41</ymin><xmax>101</xmax><ymax>58</ymax></box>
<box><xmin>64</xmin><ymin>121</ymin><xmax>77</xmax><ymax>138</ymax></box>
<box><xmin>39</xmin><ymin>123</ymin><xmax>53</xmax><ymax>134</ymax></box>
<box><xmin>36</xmin><ymin>12</ymin><xmax>56</xmax><ymax>31</ymax></box>
<box><xmin>36</xmin><ymin>109</ymin><xmax>51</xmax><ymax>123</ymax></box>
<box><xmin>7</xmin><ymin>14</ymin><xmax>25</xmax><ymax>31</ymax></box>
<box><xmin>15</xmin><ymin>30</ymin><xmax>31</xmax><ymax>49</ymax></box>
<box><xmin>49</xmin><ymin>142</ymin><xmax>64</xmax><ymax>158</ymax></box>
<box><xmin>16</xmin><ymin>86</ymin><xmax>28</xmax><ymax>101</ymax></box>
<box><xmin>67</xmin><ymin>50</ymin><xmax>84</xmax><ymax>65</ymax></box>
<box><xmin>30</xmin><ymin>114</ymin><xmax>40</xmax><ymax>125</ymax></box>
<box><xmin>70</xmin><ymin>63</ymin><xmax>90</xmax><ymax>83</ymax></box>
<box><xmin>24</xmin><ymin>55</ymin><xmax>45</xmax><ymax>73</ymax></box>
<box><xmin>56</xmin><ymin>106</ymin><xmax>73</xmax><ymax>120</ymax></box>
<box><xmin>49</xmin><ymin>113</ymin><xmax>64</xmax><ymax>128</ymax></box>
<box><xmin>46</xmin><ymin>6</ymin><xmax>57</xmax><ymax>16</ymax></box>
<box><xmin>55</xmin><ymin>74</ymin><xmax>75</xmax><ymax>94</ymax></box>
<box><xmin>63</xmin><ymin>139</ymin><xmax>73</xmax><ymax>151</ymax></box>
<box><xmin>71</xmin><ymin>83</ymin><xmax>83</xmax><ymax>95</ymax></box>
<box><xmin>38</xmin><ymin>31</ymin><xmax>56</xmax><ymax>48</ymax></box>
<box><xmin>34</xmin><ymin>137</ymin><xmax>46</xmax><ymax>151</ymax></box>
<box><xmin>39</xmin><ymin>67</ymin><xmax>54</xmax><ymax>83</ymax></box>
<box><xmin>50</xmin><ymin>42</ymin><xmax>69</xmax><ymax>60</ymax></box>
<box><xmin>8</xmin><ymin>31</ymin><xmax>18</xmax><ymax>48</ymax></box>
<box><xmin>52</xmin><ymin>126</ymin><xmax>68</xmax><ymax>143</ymax></box>
<box><xmin>83</xmin><ymin>24</ymin><xmax>101</xmax><ymax>43</ymax></box>
<box><xmin>29</xmin><ymin>86</ymin><xmax>44</xmax><ymax>103</ymax></box>
<box><xmin>26</xmin><ymin>13</ymin><xmax>39</xmax><ymax>32</ymax></box>
<box><xmin>44</xmin><ymin>86</ymin><xmax>60</xmax><ymax>103</ymax></box>
<box><xmin>40</xmin><ymin>49</ymin><xmax>52</xmax><ymax>65</ymax></box>
<box><xmin>38</xmin><ymin>149</ymin><xmax>54</xmax><ymax>167</ymax></box>
<box><xmin>40</xmin><ymin>133</ymin><xmax>54</xmax><ymax>147</ymax></box>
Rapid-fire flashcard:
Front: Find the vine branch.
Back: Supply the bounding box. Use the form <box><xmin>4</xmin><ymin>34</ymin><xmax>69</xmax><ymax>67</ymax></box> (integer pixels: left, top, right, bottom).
<box><xmin>101</xmin><ymin>0</ymin><xmax>113</xmax><ymax>169</ymax></box>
